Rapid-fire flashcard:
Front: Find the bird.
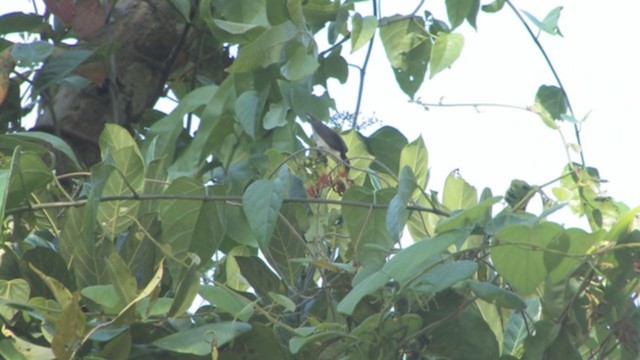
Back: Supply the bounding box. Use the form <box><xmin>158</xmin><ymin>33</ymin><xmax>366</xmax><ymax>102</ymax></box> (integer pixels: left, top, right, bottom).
<box><xmin>306</xmin><ymin>114</ymin><xmax>349</xmax><ymax>166</ymax></box>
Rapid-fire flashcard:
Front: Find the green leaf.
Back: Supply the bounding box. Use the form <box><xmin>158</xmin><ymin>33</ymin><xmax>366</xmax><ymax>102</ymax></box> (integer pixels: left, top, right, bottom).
<box><xmin>351</xmin><ymin>14</ymin><xmax>378</xmax><ymax>53</ymax></box>
<box><xmin>466</xmin><ymin>0</ymin><xmax>481</xmax><ymax>29</ymax></box>
<box><xmin>533</xmin><ymin>85</ymin><xmax>567</xmax><ymax>129</ymax></box>
<box><xmin>200</xmin><ymin>285</ymin><xmax>254</xmax><ymax>321</ymax></box>
<box><xmin>8</xmin><ymin>132</ymin><xmax>81</xmax><ymax>169</ymax></box>
<box><xmin>546</xmin><ymin>228</ymin><xmax>596</xmax><ymax>283</ymax></box>
<box><xmin>482</xmin><ymin>0</ymin><xmax>505</xmax><ymax>13</ymax></box>
<box><xmin>169</xmin><ymin>0</ymin><xmax>191</xmax><ymax>22</ymax></box>
<box><xmin>212</xmin><ymin>19</ymin><xmax>261</xmax><ymax>35</ymax></box>
<box><xmin>412</xmin><ymin>260</ymin><xmax>478</xmax><ymax>294</ymax></box>
<box><xmin>0</xmin><ymin>12</ymin><xmax>44</xmax><ymax>35</ymax></box>
<box><xmin>386</xmin><ymin>166</ymin><xmax>416</xmax><ymax>240</ymax></box>
<box><xmin>269</xmin><ymin>291</ymin><xmax>296</xmax><ymax>312</ymax></box>
<box><xmin>430</xmin><ymin>32</ymin><xmax>464</xmax><ymax>79</ymax></box>
<box><xmin>6</xmin><ymin>151</ymin><xmax>53</xmax><ymax>209</ymax></box>
<box><xmin>337</xmin><ymin>229</ymin><xmax>468</xmax><ymax>315</ymax></box>
<box><xmin>153</xmin><ymin>322</ymin><xmax>251</xmax><ymax>355</ymax></box>
<box><xmin>503</xmin><ymin>299</ymin><xmax>541</xmax><ymax>355</ymax></box>
<box><xmin>436</xmin><ymin>196</ymin><xmax>500</xmax><ymax>234</ymax></box>
<box><xmin>399</xmin><ymin>136</ymin><xmax>429</xmax><ymax>190</ymax></box>
<box><xmin>446</xmin><ymin>0</ymin><xmax>475</xmax><ymax>30</ymax></box>
<box><xmin>341</xmin><ymin>130</ymin><xmax>373</xmax><ymax>186</ymax></box>
<box><xmin>0</xmin><ymin>150</ymin><xmax>15</xmax><ymax>222</ymax></box>
<box><xmin>227</xmin><ymin>21</ymin><xmax>298</xmax><ymax>73</ymax></box>
<box><xmin>81</xmin><ymin>285</ymin><xmax>122</xmax><ymax>311</ymax></box>
<box><xmin>342</xmin><ymin>187</ymin><xmax>395</xmax><ymax>268</ymax></box>
<box><xmin>168</xmin><ymin>264</ymin><xmax>200</xmax><ymax>317</ymax></box>
<box><xmin>33</xmin><ymin>49</ymin><xmax>93</xmax><ymax>91</ymax></box>
<box><xmin>443</xmin><ymin>170</ymin><xmax>477</xmax><ymax>211</ymax></box>
<box><xmin>263</xmin><ymin>102</ymin><xmax>288</xmax><ymax>130</ymax></box>
<box><xmin>265</xmin><ymin>203</ymin><xmax>306</xmax><ymax>286</ymax></box>
<box><xmin>523</xmin><ymin>6</ymin><xmax>563</xmax><ymax>36</ymax></box>
<box><xmin>235</xmin><ymin>90</ymin><xmax>261</xmax><ymax>138</ymax></box>
<box><xmin>106</xmin><ymin>253</ymin><xmax>138</xmax><ymax>307</ymax></box>
<box><xmin>522</xmin><ymin>320</ymin><xmax>560</xmax><ymax>359</ymax></box>
<box><xmin>466</xmin><ymin>280</ymin><xmax>526</xmax><ymax>310</ymax></box>
<box><xmin>366</xmin><ymin>126</ymin><xmax>407</xmax><ymax>177</ymax></box>
<box><xmin>281</xmin><ymin>44</ymin><xmax>319</xmax><ymax>81</ymax></box>
<box><xmin>392</xmin><ymin>37</ymin><xmax>430</xmax><ymax>98</ymax></box>
<box><xmin>492</xmin><ymin>222</ymin><xmax>565</xmax><ymax>295</ymax></box>
<box><xmin>159</xmin><ymin>177</ymin><xmax>220</xmax><ymax>280</ymax></box>
<box><xmin>243</xmin><ymin>179</ymin><xmax>285</xmax><ymax>248</ymax></box>
<box><xmin>10</xmin><ymin>41</ymin><xmax>53</xmax><ymax>67</ymax></box>
<box><xmin>97</xmin><ymin>124</ymin><xmax>145</xmax><ymax>239</ymax></box>
<box><xmin>379</xmin><ymin>16</ymin><xmax>427</xmax><ymax>69</ymax></box>
<box><xmin>0</xmin><ymin>279</ymin><xmax>30</xmax><ymax>320</ymax></box>
<box><xmin>428</xmin><ymin>307</ymin><xmax>500</xmax><ymax>360</ymax></box>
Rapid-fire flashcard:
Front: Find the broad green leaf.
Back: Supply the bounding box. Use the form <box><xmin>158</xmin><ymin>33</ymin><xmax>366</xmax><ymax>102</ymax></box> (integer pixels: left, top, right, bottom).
<box><xmin>379</xmin><ymin>16</ymin><xmax>427</xmax><ymax>69</ymax></box>
<box><xmin>428</xmin><ymin>308</ymin><xmax>500</xmax><ymax>359</ymax></box>
<box><xmin>228</xmin><ymin>21</ymin><xmax>298</xmax><ymax>73</ymax></box>
<box><xmin>411</xmin><ymin>260</ymin><xmax>478</xmax><ymax>293</ymax></box>
<box><xmin>33</xmin><ymin>49</ymin><xmax>93</xmax><ymax>91</ymax></box>
<box><xmin>436</xmin><ymin>196</ymin><xmax>500</xmax><ymax>234</ymax></box>
<box><xmin>466</xmin><ymin>0</ymin><xmax>481</xmax><ymax>29</ymax></box>
<box><xmin>492</xmin><ymin>222</ymin><xmax>564</xmax><ymax>295</ymax></box>
<box><xmin>81</xmin><ymin>285</ymin><xmax>122</xmax><ymax>312</ymax></box>
<box><xmin>351</xmin><ymin>14</ymin><xmax>378</xmax><ymax>53</ymax></box>
<box><xmin>316</xmin><ymin>46</ymin><xmax>348</xmax><ymax>85</ymax></box>
<box><xmin>475</xmin><ymin>299</ymin><xmax>504</xmax><ymax>354</ymax></box>
<box><xmin>467</xmin><ymin>280</ymin><xmax>526</xmax><ymax>310</ymax></box>
<box><xmin>341</xmin><ymin>131</ymin><xmax>373</xmax><ymax>185</ymax></box>
<box><xmin>0</xmin><ymin>12</ymin><xmax>44</xmax><ymax>35</ymax></box>
<box><xmin>0</xmin><ymin>279</ymin><xmax>29</xmax><ymax>320</ymax></box>
<box><xmin>95</xmin><ymin>330</ymin><xmax>131</xmax><ymax>360</ymax></box>
<box><xmin>337</xmin><ymin>229</ymin><xmax>468</xmax><ymax>315</ymax></box>
<box><xmin>159</xmin><ymin>177</ymin><xmax>220</xmax><ymax>281</ymax></box>
<box><xmin>146</xmin><ymin>85</ymin><xmax>217</xmax><ymax>165</ymax></box>
<box><xmin>523</xmin><ymin>6</ymin><xmax>563</xmax><ymax>36</ymax></box>
<box><xmin>168</xmin><ymin>264</ymin><xmax>200</xmax><ymax>317</ymax></box>
<box><xmin>97</xmin><ymin>125</ymin><xmax>144</xmax><ymax>239</ymax></box>
<box><xmin>386</xmin><ymin>166</ymin><xmax>416</xmax><ymax>240</ymax></box>
<box><xmin>10</xmin><ymin>41</ymin><xmax>53</xmax><ymax>67</ymax></box>
<box><xmin>235</xmin><ymin>90</ymin><xmax>261</xmax><ymax>138</ymax></box>
<box><xmin>522</xmin><ymin>320</ymin><xmax>561</xmax><ymax>359</ymax></box>
<box><xmin>235</xmin><ymin>256</ymin><xmax>286</xmax><ymax>299</ymax></box>
<box><xmin>503</xmin><ymin>299</ymin><xmax>541</xmax><ymax>355</ymax></box>
<box><xmin>366</xmin><ymin>126</ymin><xmax>408</xmax><ymax>177</ymax></box>
<box><xmin>265</xmin><ymin>204</ymin><xmax>305</xmax><ymax>286</ymax></box>
<box><xmin>407</xmin><ymin>194</ymin><xmax>440</xmax><ymax>240</ymax></box>
<box><xmin>392</xmin><ymin>37</ymin><xmax>430</xmax><ymax>98</ymax></box>
<box><xmin>169</xmin><ymin>0</ymin><xmax>190</xmax><ymax>22</ymax></box>
<box><xmin>29</xmin><ymin>265</ymin><xmax>73</xmax><ymax>309</ymax></box>
<box><xmin>269</xmin><ymin>292</ymin><xmax>296</xmax><ymax>312</ymax></box>
<box><xmin>446</xmin><ymin>0</ymin><xmax>475</xmax><ymax>30</ymax></box>
<box><xmin>384</xmin><ymin>229</ymin><xmax>468</xmax><ymax>282</ymax></box>
<box><xmin>443</xmin><ymin>170</ymin><xmax>477</xmax><ymax>211</ymax></box>
<box><xmin>243</xmin><ymin>179</ymin><xmax>285</xmax><ymax>248</ymax></box>
<box><xmin>153</xmin><ymin>322</ymin><xmax>251</xmax><ymax>355</ymax></box>
<box><xmin>213</xmin><ymin>19</ymin><xmax>260</xmax><ymax>35</ymax></box>
<box><xmin>482</xmin><ymin>0</ymin><xmax>505</xmax><ymax>13</ymax></box>
<box><xmin>546</xmin><ymin>228</ymin><xmax>597</xmax><ymax>283</ymax></box>
<box><xmin>220</xmin><ymin>0</ymin><xmax>269</xmax><ymax>25</ymax></box>
<box><xmin>106</xmin><ymin>253</ymin><xmax>138</xmax><ymax>306</ymax></box>
<box><xmin>342</xmin><ymin>187</ymin><xmax>395</xmax><ymax>268</ymax></box>
<box><xmin>399</xmin><ymin>136</ymin><xmax>428</xmax><ymax>190</ymax></box>
<box><xmin>430</xmin><ymin>32</ymin><xmax>464</xmax><ymax>78</ymax></box>
<box><xmin>532</xmin><ymin>85</ymin><xmax>567</xmax><ymax>129</ymax></box>
<box><xmin>281</xmin><ymin>44</ymin><xmax>319</xmax><ymax>81</ymax></box>
<box><xmin>0</xmin><ymin>148</ymin><xmax>14</xmax><ymax>222</ymax></box>
<box><xmin>263</xmin><ymin>102</ymin><xmax>287</xmax><ymax>130</ymax></box>
<box><xmin>51</xmin><ymin>294</ymin><xmax>86</xmax><ymax>360</ymax></box>
<box><xmin>336</xmin><ymin>271</ymin><xmax>389</xmax><ymax>315</ymax></box>
<box><xmin>200</xmin><ymin>285</ymin><xmax>253</xmax><ymax>321</ymax></box>
<box><xmin>8</xmin><ymin>132</ymin><xmax>80</xmax><ymax>169</ymax></box>
<box><xmin>5</xmin><ymin>151</ymin><xmax>54</xmax><ymax>209</ymax></box>
<box><xmin>112</xmin><ymin>259</ymin><xmax>163</xmax><ymax>324</ymax></box>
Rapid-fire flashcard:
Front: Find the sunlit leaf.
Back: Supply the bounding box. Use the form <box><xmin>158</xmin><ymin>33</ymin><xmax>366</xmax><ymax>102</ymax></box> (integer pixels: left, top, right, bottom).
<box><xmin>430</xmin><ymin>32</ymin><xmax>464</xmax><ymax>78</ymax></box>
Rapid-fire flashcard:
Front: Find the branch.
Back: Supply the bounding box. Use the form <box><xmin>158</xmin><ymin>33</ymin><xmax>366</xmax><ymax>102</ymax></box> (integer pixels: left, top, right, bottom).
<box><xmin>505</xmin><ymin>0</ymin><xmax>585</xmax><ymax>166</ymax></box>
<box><xmin>5</xmin><ymin>193</ymin><xmax>450</xmax><ymax>217</ymax></box>
<box><xmin>352</xmin><ymin>0</ymin><xmax>378</xmax><ymax>128</ymax></box>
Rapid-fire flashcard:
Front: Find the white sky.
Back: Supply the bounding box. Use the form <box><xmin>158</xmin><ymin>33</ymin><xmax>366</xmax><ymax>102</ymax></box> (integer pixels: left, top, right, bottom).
<box><xmin>2</xmin><ymin>1</ymin><xmax>639</xmax><ymax>226</ymax></box>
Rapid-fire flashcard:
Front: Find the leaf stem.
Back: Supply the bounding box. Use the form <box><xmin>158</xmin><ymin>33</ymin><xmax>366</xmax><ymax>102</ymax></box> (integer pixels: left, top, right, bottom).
<box><xmin>505</xmin><ymin>0</ymin><xmax>585</xmax><ymax>166</ymax></box>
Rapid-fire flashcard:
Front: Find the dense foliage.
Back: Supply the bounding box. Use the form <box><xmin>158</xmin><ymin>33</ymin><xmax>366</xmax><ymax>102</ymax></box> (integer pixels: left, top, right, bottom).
<box><xmin>0</xmin><ymin>0</ymin><xmax>638</xmax><ymax>359</ymax></box>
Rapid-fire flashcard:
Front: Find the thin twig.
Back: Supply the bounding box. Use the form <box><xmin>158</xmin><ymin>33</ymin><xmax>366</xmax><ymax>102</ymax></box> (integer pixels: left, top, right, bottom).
<box><xmin>353</xmin><ymin>0</ymin><xmax>378</xmax><ymax>128</ymax></box>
